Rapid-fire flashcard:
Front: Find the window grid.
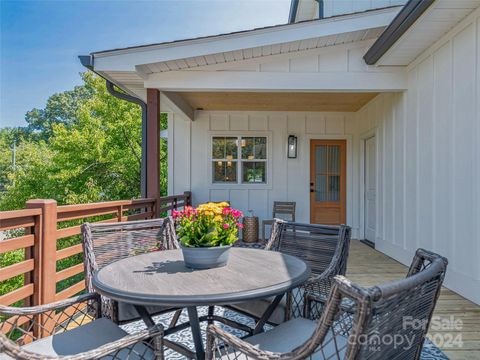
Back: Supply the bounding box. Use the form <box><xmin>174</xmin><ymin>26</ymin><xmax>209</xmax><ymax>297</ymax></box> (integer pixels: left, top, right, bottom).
<box><xmin>212</xmin><ymin>136</ymin><xmax>267</xmax><ymax>184</ymax></box>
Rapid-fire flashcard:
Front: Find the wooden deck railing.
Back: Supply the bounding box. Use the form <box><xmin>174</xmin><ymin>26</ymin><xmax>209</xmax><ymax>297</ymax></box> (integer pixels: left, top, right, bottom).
<box><xmin>0</xmin><ymin>191</ymin><xmax>191</xmax><ymax>311</ymax></box>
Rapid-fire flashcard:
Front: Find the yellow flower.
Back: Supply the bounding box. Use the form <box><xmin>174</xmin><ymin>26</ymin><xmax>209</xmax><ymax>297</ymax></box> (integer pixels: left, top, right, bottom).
<box><xmin>197</xmin><ymin>202</ymin><xmax>225</xmax><ymax>216</ymax></box>
<box><xmin>214</xmin><ymin>215</ymin><xmax>223</xmax><ymax>222</ymax></box>
<box><xmin>217</xmin><ymin>202</ymin><xmax>230</xmax><ymax>208</ymax></box>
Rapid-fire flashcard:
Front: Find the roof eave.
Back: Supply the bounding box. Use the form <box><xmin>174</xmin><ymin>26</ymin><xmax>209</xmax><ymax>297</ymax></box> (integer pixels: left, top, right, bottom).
<box><xmin>363</xmin><ymin>0</ymin><xmax>434</xmax><ymax>65</ymax></box>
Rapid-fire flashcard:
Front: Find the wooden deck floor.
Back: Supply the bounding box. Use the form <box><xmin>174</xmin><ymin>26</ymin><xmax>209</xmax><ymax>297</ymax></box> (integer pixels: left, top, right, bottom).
<box><xmin>347</xmin><ymin>240</ymin><xmax>480</xmax><ymax>360</ymax></box>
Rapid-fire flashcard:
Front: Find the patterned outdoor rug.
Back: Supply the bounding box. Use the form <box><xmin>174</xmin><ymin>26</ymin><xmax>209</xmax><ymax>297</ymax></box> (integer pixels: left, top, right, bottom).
<box><xmin>122</xmin><ymin>307</ymin><xmax>449</xmax><ymax>359</ymax></box>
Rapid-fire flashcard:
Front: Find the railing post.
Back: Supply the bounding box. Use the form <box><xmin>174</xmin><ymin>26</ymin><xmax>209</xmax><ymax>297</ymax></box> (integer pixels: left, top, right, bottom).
<box><xmin>173</xmin><ymin>196</ymin><xmax>178</xmax><ymax>212</ymax></box>
<box><xmin>26</xmin><ymin>200</ymin><xmax>58</xmax><ymax>306</ymax></box>
<box><xmin>23</xmin><ymin>211</ymin><xmax>42</xmax><ymax>308</ymax></box>
<box><xmin>117</xmin><ymin>205</ymin><xmax>123</xmax><ymax>222</ymax></box>
<box><xmin>184</xmin><ymin>191</ymin><xmax>192</xmax><ymax>206</ymax></box>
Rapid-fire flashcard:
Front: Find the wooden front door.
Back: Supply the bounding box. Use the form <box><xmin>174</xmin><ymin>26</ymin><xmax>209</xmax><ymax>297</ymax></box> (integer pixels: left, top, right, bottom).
<box><xmin>310</xmin><ymin>140</ymin><xmax>346</xmax><ymax>225</ymax></box>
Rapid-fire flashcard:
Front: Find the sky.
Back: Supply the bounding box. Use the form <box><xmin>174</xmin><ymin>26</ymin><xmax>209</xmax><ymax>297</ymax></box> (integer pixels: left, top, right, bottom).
<box><xmin>0</xmin><ymin>0</ymin><xmax>291</xmax><ymax>128</ymax></box>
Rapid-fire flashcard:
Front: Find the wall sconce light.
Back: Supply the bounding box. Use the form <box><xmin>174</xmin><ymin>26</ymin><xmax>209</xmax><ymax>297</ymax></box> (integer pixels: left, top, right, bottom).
<box><xmin>287</xmin><ymin>135</ymin><xmax>298</xmax><ymax>158</ymax></box>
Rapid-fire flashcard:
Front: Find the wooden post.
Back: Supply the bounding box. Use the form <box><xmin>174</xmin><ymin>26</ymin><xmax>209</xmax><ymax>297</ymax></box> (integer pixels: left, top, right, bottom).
<box><xmin>25</xmin><ymin>199</ymin><xmax>57</xmax><ymax>337</ymax></box>
<box><xmin>23</xmin><ymin>212</ymin><xmax>42</xmax><ymax>308</ymax></box>
<box><xmin>184</xmin><ymin>191</ymin><xmax>192</xmax><ymax>206</ymax></box>
<box><xmin>25</xmin><ymin>200</ymin><xmax>57</xmax><ymax>305</ymax></box>
<box><xmin>146</xmin><ymin>88</ymin><xmax>161</xmax><ymax>217</ymax></box>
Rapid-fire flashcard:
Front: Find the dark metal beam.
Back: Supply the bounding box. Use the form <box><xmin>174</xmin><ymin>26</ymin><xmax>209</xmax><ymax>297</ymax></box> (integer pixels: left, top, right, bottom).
<box><xmin>288</xmin><ymin>0</ymin><xmax>299</xmax><ymax>23</ymax></box>
<box><xmin>318</xmin><ymin>0</ymin><xmax>324</xmax><ymax>19</ymax></box>
<box><xmin>146</xmin><ymin>88</ymin><xmax>161</xmax><ymax>216</ymax></box>
<box><xmin>363</xmin><ymin>0</ymin><xmax>435</xmax><ymax>65</ymax></box>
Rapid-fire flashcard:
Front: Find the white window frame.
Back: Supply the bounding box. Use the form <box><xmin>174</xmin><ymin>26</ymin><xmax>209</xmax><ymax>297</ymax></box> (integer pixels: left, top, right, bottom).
<box><xmin>208</xmin><ymin>132</ymin><xmax>272</xmax><ymax>189</ymax></box>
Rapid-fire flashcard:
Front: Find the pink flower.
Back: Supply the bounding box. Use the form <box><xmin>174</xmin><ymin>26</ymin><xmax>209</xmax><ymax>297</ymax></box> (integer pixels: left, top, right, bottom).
<box><xmin>232</xmin><ymin>209</ymin><xmax>243</xmax><ymax>218</ymax></box>
<box><xmin>172</xmin><ymin>210</ymin><xmax>180</xmax><ymax>218</ymax></box>
<box><xmin>223</xmin><ymin>223</ymin><xmax>230</xmax><ymax>229</ymax></box>
<box><xmin>222</xmin><ymin>207</ymin><xmax>233</xmax><ymax>215</ymax></box>
<box><xmin>237</xmin><ymin>223</ymin><xmax>244</xmax><ymax>228</ymax></box>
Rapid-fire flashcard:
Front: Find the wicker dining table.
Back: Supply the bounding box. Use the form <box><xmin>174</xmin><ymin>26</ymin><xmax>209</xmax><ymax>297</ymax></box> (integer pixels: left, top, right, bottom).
<box><xmin>92</xmin><ymin>247</ymin><xmax>311</xmax><ymax>360</ymax></box>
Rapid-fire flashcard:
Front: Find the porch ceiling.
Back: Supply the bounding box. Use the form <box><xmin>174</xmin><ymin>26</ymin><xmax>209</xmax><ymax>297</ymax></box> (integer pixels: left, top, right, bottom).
<box><xmin>179</xmin><ymin>91</ymin><xmax>379</xmax><ymax>112</ymax></box>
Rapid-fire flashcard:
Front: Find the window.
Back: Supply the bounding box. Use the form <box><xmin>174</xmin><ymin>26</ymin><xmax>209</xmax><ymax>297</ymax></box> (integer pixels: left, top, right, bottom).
<box><xmin>212</xmin><ymin>136</ymin><xmax>267</xmax><ymax>184</ymax></box>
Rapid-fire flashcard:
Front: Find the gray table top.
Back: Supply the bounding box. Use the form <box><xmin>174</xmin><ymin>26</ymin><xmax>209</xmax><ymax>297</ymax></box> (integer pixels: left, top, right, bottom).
<box><xmin>92</xmin><ymin>248</ymin><xmax>311</xmax><ymax>307</ymax></box>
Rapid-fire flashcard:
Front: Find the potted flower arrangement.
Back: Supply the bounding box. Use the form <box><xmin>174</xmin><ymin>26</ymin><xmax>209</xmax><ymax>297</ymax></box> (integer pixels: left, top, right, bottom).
<box><xmin>172</xmin><ymin>202</ymin><xmax>244</xmax><ymax>269</ymax></box>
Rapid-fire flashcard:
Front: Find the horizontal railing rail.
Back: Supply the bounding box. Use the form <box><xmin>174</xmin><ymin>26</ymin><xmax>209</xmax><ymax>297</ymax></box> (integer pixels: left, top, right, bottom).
<box><xmin>0</xmin><ymin>191</ymin><xmax>192</xmax><ymax>323</ymax></box>
<box><xmin>0</xmin><ymin>208</ymin><xmax>42</xmax><ymax>308</ymax></box>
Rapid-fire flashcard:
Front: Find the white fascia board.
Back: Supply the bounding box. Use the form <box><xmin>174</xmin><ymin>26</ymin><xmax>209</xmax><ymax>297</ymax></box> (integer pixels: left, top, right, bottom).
<box><xmin>93</xmin><ymin>7</ymin><xmax>401</xmax><ymax>72</ymax></box>
<box><xmin>144</xmin><ymin>70</ymin><xmax>407</xmax><ymax>92</ymax></box>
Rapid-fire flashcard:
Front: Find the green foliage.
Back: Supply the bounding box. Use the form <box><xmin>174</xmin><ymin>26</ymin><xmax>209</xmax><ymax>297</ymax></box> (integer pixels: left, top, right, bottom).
<box><xmin>25</xmin><ymin>83</ymin><xmax>94</xmax><ymax>141</ymax></box>
<box><xmin>0</xmin><ymin>72</ymin><xmax>168</xmax><ymax>211</ymax></box>
<box><xmin>0</xmin><ymin>72</ymin><xmax>168</xmax><ymax>297</ymax></box>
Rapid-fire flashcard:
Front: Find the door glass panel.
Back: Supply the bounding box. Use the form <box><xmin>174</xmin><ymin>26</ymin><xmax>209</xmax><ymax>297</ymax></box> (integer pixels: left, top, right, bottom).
<box><xmin>314</xmin><ymin>144</ymin><xmax>341</xmax><ymax>203</ymax></box>
<box><xmin>315</xmin><ymin>175</ymin><xmax>327</xmax><ymax>201</ymax></box>
<box><xmin>329</xmin><ymin>175</ymin><xmax>340</xmax><ymax>201</ymax></box>
<box><xmin>315</xmin><ymin>146</ymin><xmax>327</xmax><ymax>173</ymax></box>
<box><xmin>328</xmin><ymin>146</ymin><xmax>340</xmax><ymax>174</ymax></box>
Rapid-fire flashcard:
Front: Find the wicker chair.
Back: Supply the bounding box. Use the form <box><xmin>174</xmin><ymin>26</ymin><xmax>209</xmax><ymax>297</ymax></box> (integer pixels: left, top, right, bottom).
<box><xmin>81</xmin><ymin>217</ymin><xmax>181</xmax><ymax>325</ymax></box>
<box><xmin>0</xmin><ymin>292</ymin><xmax>162</xmax><ymax>359</ymax></box>
<box><xmin>207</xmin><ymin>248</ymin><xmax>448</xmax><ymax>360</ymax></box>
<box><xmin>261</xmin><ymin>201</ymin><xmax>296</xmax><ymax>241</ymax></box>
<box><xmin>230</xmin><ymin>221</ymin><xmax>351</xmax><ymax>325</ymax></box>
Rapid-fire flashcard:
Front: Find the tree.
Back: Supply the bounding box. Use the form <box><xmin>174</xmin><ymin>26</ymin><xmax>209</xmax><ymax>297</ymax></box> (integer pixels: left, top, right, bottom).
<box><xmin>0</xmin><ymin>72</ymin><xmax>168</xmax><ymax>210</ymax></box>
<box><xmin>24</xmin><ymin>83</ymin><xmax>94</xmax><ymax>140</ymax></box>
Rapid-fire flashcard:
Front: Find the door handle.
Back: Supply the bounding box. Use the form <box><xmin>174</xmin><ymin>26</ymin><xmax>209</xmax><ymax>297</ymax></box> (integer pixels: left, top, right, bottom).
<box><xmin>310</xmin><ymin>188</ymin><xmax>315</xmax><ymax>193</ymax></box>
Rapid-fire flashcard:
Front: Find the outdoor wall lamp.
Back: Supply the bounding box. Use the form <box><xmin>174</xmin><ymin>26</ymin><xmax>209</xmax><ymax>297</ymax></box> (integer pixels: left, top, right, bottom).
<box><xmin>287</xmin><ymin>135</ymin><xmax>298</xmax><ymax>158</ymax></box>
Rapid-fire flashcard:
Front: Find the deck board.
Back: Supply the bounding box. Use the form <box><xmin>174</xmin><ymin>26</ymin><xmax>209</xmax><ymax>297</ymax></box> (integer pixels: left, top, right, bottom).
<box><xmin>347</xmin><ymin>240</ymin><xmax>480</xmax><ymax>359</ymax></box>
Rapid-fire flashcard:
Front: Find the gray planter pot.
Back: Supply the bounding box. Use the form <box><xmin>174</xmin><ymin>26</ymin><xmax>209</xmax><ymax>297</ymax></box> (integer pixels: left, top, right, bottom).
<box><xmin>181</xmin><ymin>245</ymin><xmax>232</xmax><ymax>269</ymax></box>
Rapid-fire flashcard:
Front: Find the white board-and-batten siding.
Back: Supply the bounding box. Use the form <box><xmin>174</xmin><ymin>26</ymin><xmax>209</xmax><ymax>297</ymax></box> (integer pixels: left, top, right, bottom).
<box><xmin>168</xmin><ymin>111</ymin><xmax>361</xmax><ymax>239</ymax></box>
<box><xmin>355</xmin><ymin>6</ymin><xmax>480</xmax><ymax>304</ymax></box>
<box><xmin>166</xmin><ymin>6</ymin><xmax>480</xmax><ymax>304</ymax></box>
<box><xmin>295</xmin><ymin>0</ymin><xmax>407</xmax><ymax>23</ymax></box>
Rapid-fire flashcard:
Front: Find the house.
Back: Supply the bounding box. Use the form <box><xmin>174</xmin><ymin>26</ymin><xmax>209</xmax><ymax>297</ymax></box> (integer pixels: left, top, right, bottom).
<box><xmin>80</xmin><ymin>0</ymin><xmax>480</xmax><ymax>306</ymax></box>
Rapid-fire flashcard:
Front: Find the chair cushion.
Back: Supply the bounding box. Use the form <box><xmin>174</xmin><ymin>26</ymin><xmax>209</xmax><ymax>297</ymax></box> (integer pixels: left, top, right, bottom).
<box><xmin>229</xmin><ymin>288</ymin><xmax>303</xmax><ymax>325</ymax></box>
<box><xmin>0</xmin><ymin>318</ymin><xmax>153</xmax><ymax>359</ymax></box>
<box><xmin>229</xmin><ymin>296</ymin><xmax>286</xmax><ymax>325</ymax></box>
<box><xmin>243</xmin><ymin>318</ymin><xmax>347</xmax><ymax>359</ymax></box>
<box><xmin>118</xmin><ymin>301</ymin><xmax>173</xmax><ymax>322</ymax></box>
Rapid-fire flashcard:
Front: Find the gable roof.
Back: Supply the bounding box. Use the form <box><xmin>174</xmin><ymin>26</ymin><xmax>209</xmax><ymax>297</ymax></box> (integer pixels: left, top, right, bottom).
<box><xmin>89</xmin><ymin>6</ymin><xmax>401</xmax><ymax>73</ymax></box>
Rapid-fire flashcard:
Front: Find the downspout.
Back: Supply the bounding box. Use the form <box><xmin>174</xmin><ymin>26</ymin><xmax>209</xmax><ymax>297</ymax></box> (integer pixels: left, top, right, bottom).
<box><xmin>105</xmin><ymin>81</ymin><xmax>148</xmax><ymax>198</ymax></box>
<box><xmin>78</xmin><ymin>55</ymin><xmax>148</xmax><ymax>198</ymax></box>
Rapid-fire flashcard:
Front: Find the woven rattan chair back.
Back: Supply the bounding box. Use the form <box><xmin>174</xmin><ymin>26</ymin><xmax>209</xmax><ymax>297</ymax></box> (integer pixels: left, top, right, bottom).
<box><xmin>81</xmin><ymin>217</ymin><xmax>178</xmax><ymax>322</ymax></box>
<box><xmin>351</xmin><ymin>249</ymin><xmax>448</xmax><ymax>359</ymax></box>
<box><xmin>267</xmin><ymin>221</ymin><xmax>351</xmax><ymax>276</ymax></box>
<box><xmin>272</xmin><ymin>201</ymin><xmax>296</xmax><ymax>221</ymax></box>
<box><xmin>0</xmin><ymin>293</ymin><xmax>163</xmax><ymax>360</ymax></box>
<box><xmin>82</xmin><ymin>217</ymin><xmax>178</xmax><ymax>291</ymax></box>
<box><xmin>206</xmin><ymin>248</ymin><xmax>447</xmax><ymax>360</ymax></box>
